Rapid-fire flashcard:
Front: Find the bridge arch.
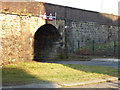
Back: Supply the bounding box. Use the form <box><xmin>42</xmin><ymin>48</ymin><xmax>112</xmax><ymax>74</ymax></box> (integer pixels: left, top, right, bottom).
<box><xmin>33</xmin><ymin>24</ymin><xmax>61</xmax><ymax>61</ymax></box>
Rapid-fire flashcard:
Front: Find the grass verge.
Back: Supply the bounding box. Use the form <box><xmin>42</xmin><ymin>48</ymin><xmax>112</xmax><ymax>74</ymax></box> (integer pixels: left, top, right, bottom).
<box><xmin>2</xmin><ymin>61</ymin><xmax>119</xmax><ymax>86</ymax></box>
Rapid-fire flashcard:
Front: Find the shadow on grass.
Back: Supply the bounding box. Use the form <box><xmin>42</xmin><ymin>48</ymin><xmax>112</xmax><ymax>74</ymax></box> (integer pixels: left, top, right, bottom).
<box><xmin>2</xmin><ymin>67</ymin><xmax>54</xmax><ymax>87</ymax></box>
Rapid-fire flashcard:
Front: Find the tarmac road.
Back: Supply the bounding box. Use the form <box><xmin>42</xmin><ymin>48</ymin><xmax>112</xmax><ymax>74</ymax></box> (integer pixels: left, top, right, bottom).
<box><xmin>48</xmin><ymin>60</ymin><xmax>119</xmax><ymax>69</ymax></box>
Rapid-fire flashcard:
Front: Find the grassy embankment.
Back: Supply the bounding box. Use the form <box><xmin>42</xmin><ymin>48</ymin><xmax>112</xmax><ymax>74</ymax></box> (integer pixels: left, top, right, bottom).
<box><xmin>2</xmin><ymin>61</ymin><xmax>119</xmax><ymax>86</ymax></box>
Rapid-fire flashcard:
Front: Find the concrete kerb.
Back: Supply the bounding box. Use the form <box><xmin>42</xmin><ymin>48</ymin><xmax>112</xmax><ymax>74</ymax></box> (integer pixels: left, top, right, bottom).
<box><xmin>58</xmin><ymin>77</ymin><xmax>118</xmax><ymax>87</ymax></box>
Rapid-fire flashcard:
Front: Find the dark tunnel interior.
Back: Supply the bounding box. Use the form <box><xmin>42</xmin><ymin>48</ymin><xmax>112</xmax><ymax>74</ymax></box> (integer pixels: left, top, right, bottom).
<box><xmin>33</xmin><ymin>24</ymin><xmax>61</xmax><ymax>61</ymax></box>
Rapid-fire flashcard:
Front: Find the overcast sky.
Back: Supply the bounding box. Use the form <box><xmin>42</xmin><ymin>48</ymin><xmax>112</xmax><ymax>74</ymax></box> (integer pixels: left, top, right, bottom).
<box><xmin>35</xmin><ymin>0</ymin><xmax>119</xmax><ymax>16</ymax></box>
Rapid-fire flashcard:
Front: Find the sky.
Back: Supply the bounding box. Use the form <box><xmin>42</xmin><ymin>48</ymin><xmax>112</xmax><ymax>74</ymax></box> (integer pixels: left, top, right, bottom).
<box><xmin>35</xmin><ymin>0</ymin><xmax>119</xmax><ymax>16</ymax></box>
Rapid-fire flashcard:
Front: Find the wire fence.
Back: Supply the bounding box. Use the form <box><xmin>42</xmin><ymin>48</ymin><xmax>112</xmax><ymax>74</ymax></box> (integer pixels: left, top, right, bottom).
<box><xmin>71</xmin><ymin>40</ymin><xmax>118</xmax><ymax>57</ymax></box>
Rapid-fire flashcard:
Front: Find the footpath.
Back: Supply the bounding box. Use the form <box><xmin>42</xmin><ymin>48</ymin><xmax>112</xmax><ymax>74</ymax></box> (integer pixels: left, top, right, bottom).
<box><xmin>2</xmin><ymin>58</ymin><xmax>119</xmax><ymax>88</ymax></box>
<box><xmin>2</xmin><ymin>77</ymin><xmax>118</xmax><ymax>88</ymax></box>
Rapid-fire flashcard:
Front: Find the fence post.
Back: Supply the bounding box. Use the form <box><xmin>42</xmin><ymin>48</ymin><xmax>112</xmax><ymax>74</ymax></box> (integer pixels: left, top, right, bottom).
<box><xmin>73</xmin><ymin>40</ymin><xmax>74</xmax><ymax>53</ymax></box>
<box><xmin>114</xmin><ymin>40</ymin><xmax>116</xmax><ymax>56</ymax></box>
<box><xmin>93</xmin><ymin>40</ymin><xmax>94</xmax><ymax>55</ymax></box>
<box><xmin>78</xmin><ymin>40</ymin><xmax>80</xmax><ymax>54</ymax></box>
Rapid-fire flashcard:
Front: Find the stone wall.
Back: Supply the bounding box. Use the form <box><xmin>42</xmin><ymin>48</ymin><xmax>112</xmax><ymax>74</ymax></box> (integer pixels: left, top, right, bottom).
<box><xmin>1</xmin><ymin>2</ymin><xmax>119</xmax><ymax>65</ymax></box>
<box><xmin>0</xmin><ymin>13</ymin><xmax>45</xmax><ymax>65</ymax></box>
<box><xmin>66</xmin><ymin>20</ymin><xmax>119</xmax><ymax>53</ymax></box>
<box><xmin>0</xmin><ymin>12</ymin><xmax>66</xmax><ymax>65</ymax></box>
<box><xmin>0</xmin><ymin>12</ymin><xmax>119</xmax><ymax>65</ymax></box>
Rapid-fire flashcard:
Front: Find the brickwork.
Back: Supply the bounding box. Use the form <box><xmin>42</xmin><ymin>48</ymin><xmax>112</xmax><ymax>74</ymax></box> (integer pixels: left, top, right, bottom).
<box><xmin>1</xmin><ymin>2</ymin><xmax>45</xmax><ymax>16</ymax></box>
<box><xmin>1</xmin><ymin>2</ymin><xmax>119</xmax><ymax>26</ymax></box>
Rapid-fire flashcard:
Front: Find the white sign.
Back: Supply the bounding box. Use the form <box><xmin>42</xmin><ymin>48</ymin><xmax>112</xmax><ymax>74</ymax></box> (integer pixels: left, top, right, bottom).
<box><xmin>39</xmin><ymin>10</ymin><xmax>57</xmax><ymax>24</ymax></box>
<box><xmin>48</xmin><ymin>13</ymin><xmax>53</xmax><ymax>20</ymax></box>
<box><xmin>65</xmin><ymin>26</ymin><xmax>67</xmax><ymax>28</ymax></box>
<box><xmin>42</xmin><ymin>12</ymin><xmax>47</xmax><ymax>20</ymax></box>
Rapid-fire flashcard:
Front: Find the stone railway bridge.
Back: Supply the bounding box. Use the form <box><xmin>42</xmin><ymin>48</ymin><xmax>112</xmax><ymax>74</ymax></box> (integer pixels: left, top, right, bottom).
<box><xmin>0</xmin><ymin>2</ymin><xmax>119</xmax><ymax>64</ymax></box>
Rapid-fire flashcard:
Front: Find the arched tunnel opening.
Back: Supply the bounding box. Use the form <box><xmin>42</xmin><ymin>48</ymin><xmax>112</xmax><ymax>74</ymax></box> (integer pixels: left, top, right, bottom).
<box><xmin>33</xmin><ymin>24</ymin><xmax>61</xmax><ymax>62</ymax></box>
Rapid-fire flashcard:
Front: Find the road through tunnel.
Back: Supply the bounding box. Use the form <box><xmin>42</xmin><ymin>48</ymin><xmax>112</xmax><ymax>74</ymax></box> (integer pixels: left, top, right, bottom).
<box><xmin>33</xmin><ymin>24</ymin><xmax>61</xmax><ymax>62</ymax></box>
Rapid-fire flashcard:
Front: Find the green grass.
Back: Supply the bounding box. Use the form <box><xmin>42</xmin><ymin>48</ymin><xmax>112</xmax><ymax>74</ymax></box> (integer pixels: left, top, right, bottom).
<box><xmin>2</xmin><ymin>61</ymin><xmax>119</xmax><ymax>86</ymax></box>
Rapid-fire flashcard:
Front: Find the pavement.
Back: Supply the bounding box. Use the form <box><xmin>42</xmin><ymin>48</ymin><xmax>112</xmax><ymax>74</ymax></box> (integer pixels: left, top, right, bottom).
<box><xmin>2</xmin><ymin>83</ymin><xmax>62</xmax><ymax>88</ymax></box>
<box><xmin>2</xmin><ymin>58</ymin><xmax>120</xmax><ymax>89</ymax></box>
<box><xmin>2</xmin><ymin>77</ymin><xmax>119</xmax><ymax>88</ymax></box>
<box><xmin>64</xmin><ymin>80</ymin><xmax>119</xmax><ymax>88</ymax></box>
